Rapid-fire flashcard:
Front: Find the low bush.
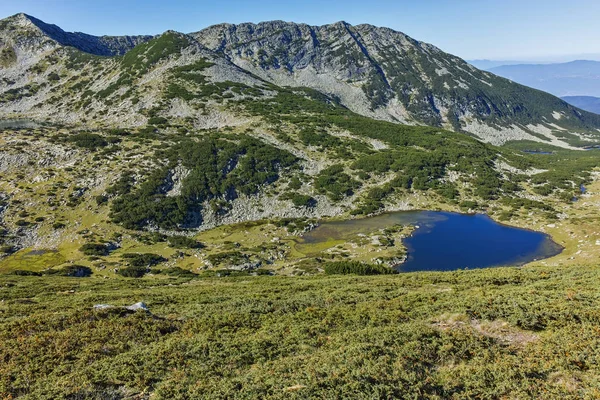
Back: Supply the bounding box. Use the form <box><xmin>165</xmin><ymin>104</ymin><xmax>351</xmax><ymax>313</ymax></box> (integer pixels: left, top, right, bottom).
<box><xmin>167</xmin><ymin>236</ymin><xmax>203</xmax><ymax>249</ymax></box>
<box><xmin>66</xmin><ymin>133</ymin><xmax>108</xmax><ymax>150</ymax></box>
<box><xmin>281</xmin><ymin>192</ymin><xmax>316</xmax><ymax>207</ymax></box>
<box><xmin>11</xmin><ymin>270</ymin><xmax>41</xmax><ymax>276</ymax></box>
<box><xmin>79</xmin><ymin>243</ymin><xmax>110</xmax><ymax>256</ymax></box>
<box><xmin>159</xmin><ymin>267</ymin><xmax>198</xmax><ymax>277</ymax></box>
<box><xmin>121</xmin><ymin>253</ymin><xmax>166</xmax><ymax>267</ymax></box>
<box><xmin>116</xmin><ymin>266</ymin><xmax>148</xmax><ymax>278</ymax></box>
<box><xmin>43</xmin><ymin>265</ymin><xmax>92</xmax><ymax>277</ymax></box>
<box><xmin>323</xmin><ymin>261</ymin><xmax>397</xmax><ymax>275</ymax></box>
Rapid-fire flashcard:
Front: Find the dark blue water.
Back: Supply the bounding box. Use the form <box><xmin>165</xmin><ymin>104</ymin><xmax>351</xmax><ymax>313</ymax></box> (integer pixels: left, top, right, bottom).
<box><xmin>300</xmin><ymin>211</ymin><xmax>562</xmax><ymax>272</ymax></box>
<box><xmin>399</xmin><ymin>211</ymin><xmax>562</xmax><ymax>272</ymax></box>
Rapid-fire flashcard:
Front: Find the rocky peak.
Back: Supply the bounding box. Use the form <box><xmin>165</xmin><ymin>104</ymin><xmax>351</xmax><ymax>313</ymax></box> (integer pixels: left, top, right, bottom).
<box><xmin>1</xmin><ymin>12</ymin><xmax>152</xmax><ymax>56</ymax></box>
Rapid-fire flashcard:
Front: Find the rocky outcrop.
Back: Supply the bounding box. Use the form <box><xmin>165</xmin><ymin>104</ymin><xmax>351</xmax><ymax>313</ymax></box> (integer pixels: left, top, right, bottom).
<box><xmin>15</xmin><ymin>13</ymin><xmax>152</xmax><ymax>56</ymax></box>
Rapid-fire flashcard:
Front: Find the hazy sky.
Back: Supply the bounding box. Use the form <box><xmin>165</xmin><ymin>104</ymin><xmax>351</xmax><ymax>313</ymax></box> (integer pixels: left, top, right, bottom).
<box><xmin>1</xmin><ymin>0</ymin><xmax>598</xmax><ymax>61</ymax></box>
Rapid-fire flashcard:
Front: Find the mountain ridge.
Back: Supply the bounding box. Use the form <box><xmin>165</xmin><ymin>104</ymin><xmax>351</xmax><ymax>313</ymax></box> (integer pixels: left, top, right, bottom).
<box><xmin>562</xmin><ymin>95</ymin><xmax>600</xmax><ymax>114</ymax></box>
<box><xmin>2</xmin><ymin>13</ymin><xmax>153</xmax><ymax>56</ymax></box>
<box><xmin>0</xmin><ymin>14</ymin><xmax>600</xmax><ymax>148</ymax></box>
<box><xmin>489</xmin><ymin>60</ymin><xmax>600</xmax><ymax>97</ymax></box>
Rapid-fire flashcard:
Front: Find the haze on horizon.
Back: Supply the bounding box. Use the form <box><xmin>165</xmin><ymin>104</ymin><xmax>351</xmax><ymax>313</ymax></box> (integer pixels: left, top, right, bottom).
<box><xmin>1</xmin><ymin>0</ymin><xmax>599</xmax><ymax>62</ymax></box>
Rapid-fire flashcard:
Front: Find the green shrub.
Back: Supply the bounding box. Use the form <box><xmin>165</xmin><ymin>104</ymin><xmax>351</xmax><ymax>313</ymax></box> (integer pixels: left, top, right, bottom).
<box><xmin>159</xmin><ymin>267</ymin><xmax>198</xmax><ymax>277</ymax></box>
<box><xmin>288</xmin><ymin>177</ymin><xmax>302</xmax><ymax>190</ymax></box>
<box><xmin>66</xmin><ymin>133</ymin><xmax>108</xmax><ymax>150</ymax></box>
<box><xmin>11</xmin><ymin>270</ymin><xmax>41</xmax><ymax>276</ymax></box>
<box><xmin>281</xmin><ymin>192</ymin><xmax>316</xmax><ymax>207</ymax></box>
<box><xmin>324</xmin><ymin>261</ymin><xmax>397</xmax><ymax>275</ymax></box>
<box><xmin>167</xmin><ymin>236</ymin><xmax>203</xmax><ymax>249</ymax></box>
<box><xmin>0</xmin><ymin>245</ymin><xmax>14</xmax><ymax>254</ymax></box>
<box><xmin>314</xmin><ymin>165</ymin><xmax>360</xmax><ymax>200</ymax></box>
<box><xmin>43</xmin><ymin>265</ymin><xmax>92</xmax><ymax>277</ymax></box>
<box><xmin>95</xmin><ymin>195</ymin><xmax>108</xmax><ymax>205</ymax></box>
<box><xmin>121</xmin><ymin>253</ymin><xmax>166</xmax><ymax>267</ymax></box>
<box><xmin>459</xmin><ymin>200</ymin><xmax>479</xmax><ymax>210</ymax></box>
<box><xmin>148</xmin><ymin>117</ymin><xmax>168</xmax><ymax>125</ymax></box>
<box><xmin>79</xmin><ymin>243</ymin><xmax>110</xmax><ymax>256</ymax></box>
<box><xmin>207</xmin><ymin>251</ymin><xmax>249</xmax><ymax>266</ymax></box>
<box><xmin>110</xmin><ymin>135</ymin><xmax>297</xmax><ymax>230</ymax></box>
<box><xmin>116</xmin><ymin>266</ymin><xmax>148</xmax><ymax>278</ymax></box>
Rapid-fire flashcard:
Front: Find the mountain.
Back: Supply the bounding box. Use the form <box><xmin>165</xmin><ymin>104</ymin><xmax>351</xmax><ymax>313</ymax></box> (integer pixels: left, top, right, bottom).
<box><xmin>193</xmin><ymin>21</ymin><xmax>600</xmax><ymax>146</ymax></box>
<box><xmin>0</xmin><ymin>13</ymin><xmax>152</xmax><ymax>56</ymax></box>
<box><xmin>0</xmin><ymin>11</ymin><xmax>598</xmax><ymax>329</ymax></box>
<box><xmin>562</xmin><ymin>96</ymin><xmax>600</xmax><ymax>114</ymax></box>
<box><xmin>468</xmin><ymin>59</ymin><xmax>535</xmax><ymax>70</ymax></box>
<box><xmin>489</xmin><ymin>60</ymin><xmax>600</xmax><ymax>97</ymax></box>
<box><xmin>0</xmin><ymin>14</ymin><xmax>599</xmax><ymax>148</ymax></box>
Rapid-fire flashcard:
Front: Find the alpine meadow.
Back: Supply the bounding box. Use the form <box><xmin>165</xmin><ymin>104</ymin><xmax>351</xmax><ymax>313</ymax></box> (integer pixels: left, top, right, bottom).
<box><xmin>2</xmin><ymin>6</ymin><xmax>600</xmax><ymax>399</ymax></box>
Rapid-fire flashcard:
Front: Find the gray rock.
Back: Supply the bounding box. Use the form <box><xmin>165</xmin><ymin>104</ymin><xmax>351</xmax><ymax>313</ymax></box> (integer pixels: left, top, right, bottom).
<box><xmin>93</xmin><ymin>302</ymin><xmax>150</xmax><ymax>312</ymax></box>
<box><xmin>93</xmin><ymin>304</ymin><xmax>114</xmax><ymax>310</ymax></box>
<box><xmin>125</xmin><ymin>302</ymin><xmax>150</xmax><ymax>312</ymax></box>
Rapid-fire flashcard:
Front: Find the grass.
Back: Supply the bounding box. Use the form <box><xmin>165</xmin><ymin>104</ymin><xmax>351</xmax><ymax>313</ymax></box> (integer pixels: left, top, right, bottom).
<box><xmin>2</xmin><ymin>263</ymin><xmax>600</xmax><ymax>398</ymax></box>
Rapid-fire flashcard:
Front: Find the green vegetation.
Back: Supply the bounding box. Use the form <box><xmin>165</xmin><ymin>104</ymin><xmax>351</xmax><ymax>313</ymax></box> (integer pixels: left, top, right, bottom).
<box><xmin>44</xmin><ymin>265</ymin><xmax>92</xmax><ymax>277</ymax></box>
<box><xmin>280</xmin><ymin>192</ymin><xmax>316</xmax><ymax>207</ymax></box>
<box><xmin>167</xmin><ymin>236</ymin><xmax>203</xmax><ymax>249</ymax></box>
<box><xmin>238</xmin><ymin>86</ymin><xmax>600</xmax><ymax>217</ymax></box>
<box><xmin>65</xmin><ymin>133</ymin><xmax>109</xmax><ymax>150</ymax></box>
<box><xmin>0</xmin><ymin>46</ymin><xmax>16</xmax><ymax>67</ymax></box>
<box><xmin>110</xmin><ymin>135</ymin><xmax>298</xmax><ymax>229</ymax></box>
<box><xmin>121</xmin><ymin>32</ymin><xmax>190</xmax><ymax>76</ymax></box>
<box><xmin>12</xmin><ymin>265</ymin><xmax>92</xmax><ymax>277</ymax></box>
<box><xmin>79</xmin><ymin>243</ymin><xmax>110</xmax><ymax>256</ymax></box>
<box><xmin>115</xmin><ymin>266</ymin><xmax>150</xmax><ymax>278</ymax></box>
<box><xmin>314</xmin><ymin>165</ymin><xmax>360</xmax><ymax>201</ymax></box>
<box><xmin>324</xmin><ymin>260</ymin><xmax>397</xmax><ymax>275</ymax></box>
<box><xmin>2</xmin><ymin>264</ymin><xmax>600</xmax><ymax>398</ymax></box>
<box><xmin>121</xmin><ymin>253</ymin><xmax>166</xmax><ymax>267</ymax></box>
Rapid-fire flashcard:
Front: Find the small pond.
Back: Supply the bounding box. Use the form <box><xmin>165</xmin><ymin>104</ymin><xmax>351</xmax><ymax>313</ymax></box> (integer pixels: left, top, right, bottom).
<box><xmin>300</xmin><ymin>211</ymin><xmax>563</xmax><ymax>272</ymax></box>
<box><xmin>0</xmin><ymin>119</ymin><xmax>39</xmax><ymax>129</ymax></box>
<box><xmin>523</xmin><ymin>150</ymin><xmax>554</xmax><ymax>155</ymax></box>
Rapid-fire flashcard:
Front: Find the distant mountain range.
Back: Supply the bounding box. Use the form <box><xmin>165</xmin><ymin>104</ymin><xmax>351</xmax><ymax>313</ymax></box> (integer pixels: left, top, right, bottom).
<box><xmin>468</xmin><ymin>60</ymin><xmax>540</xmax><ymax>70</ymax></box>
<box><xmin>561</xmin><ymin>96</ymin><xmax>600</xmax><ymax>114</ymax></box>
<box><xmin>487</xmin><ymin>60</ymin><xmax>600</xmax><ymax>97</ymax></box>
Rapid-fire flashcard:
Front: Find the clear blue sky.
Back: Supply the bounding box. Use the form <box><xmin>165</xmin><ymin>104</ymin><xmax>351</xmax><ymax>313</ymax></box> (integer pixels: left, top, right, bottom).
<box><xmin>1</xmin><ymin>0</ymin><xmax>599</xmax><ymax>61</ymax></box>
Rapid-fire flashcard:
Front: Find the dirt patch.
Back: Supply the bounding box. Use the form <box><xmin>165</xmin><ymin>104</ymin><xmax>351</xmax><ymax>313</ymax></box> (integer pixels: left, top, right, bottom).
<box><xmin>432</xmin><ymin>313</ymin><xmax>538</xmax><ymax>347</ymax></box>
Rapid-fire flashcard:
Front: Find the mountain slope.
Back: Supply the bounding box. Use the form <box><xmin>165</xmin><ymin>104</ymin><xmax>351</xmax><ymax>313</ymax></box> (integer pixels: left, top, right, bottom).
<box><xmin>562</xmin><ymin>96</ymin><xmax>600</xmax><ymax>114</ymax></box>
<box><xmin>489</xmin><ymin>60</ymin><xmax>600</xmax><ymax>97</ymax></box>
<box><xmin>0</xmin><ymin>13</ymin><xmax>152</xmax><ymax>56</ymax></box>
<box><xmin>0</xmin><ymin>14</ymin><xmax>600</xmax><ymax>148</ymax></box>
<box><xmin>0</xmin><ymin>15</ymin><xmax>270</xmax><ymax>127</ymax></box>
<box><xmin>0</xmin><ymin>14</ymin><xmax>599</xmax><ymax>275</ymax></box>
<box><xmin>193</xmin><ymin>21</ymin><xmax>600</xmax><ymax>146</ymax></box>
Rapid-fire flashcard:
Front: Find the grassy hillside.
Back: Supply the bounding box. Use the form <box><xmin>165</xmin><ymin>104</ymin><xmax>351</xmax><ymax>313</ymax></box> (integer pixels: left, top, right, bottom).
<box><xmin>0</xmin><ymin>108</ymin><xmax>599</xmax><ymax>275</ymax></box>
<box><xmin>1</xmin><ymin>263</ymin><xmax>600</xmax><ymax>399</ymax></box>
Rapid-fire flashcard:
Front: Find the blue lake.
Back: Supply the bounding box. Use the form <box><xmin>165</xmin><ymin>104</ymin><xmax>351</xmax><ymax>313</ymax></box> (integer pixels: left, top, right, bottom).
<box><xmin>301</xmin><ymin>211</ymin><xmax>563</xmax><ymax>272</ymax></box>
